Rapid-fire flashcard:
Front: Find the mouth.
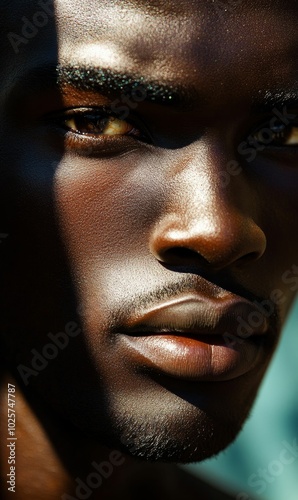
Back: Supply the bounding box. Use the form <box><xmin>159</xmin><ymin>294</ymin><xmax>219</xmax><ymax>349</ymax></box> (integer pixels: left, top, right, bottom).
<box><xmin>118</xmin><ymin>294</ymin><xmax>272</xmax><ymax>382</ymax></box>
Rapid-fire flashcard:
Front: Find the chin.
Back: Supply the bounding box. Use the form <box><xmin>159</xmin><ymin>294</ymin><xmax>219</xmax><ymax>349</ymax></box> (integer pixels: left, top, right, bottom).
<box><xmin>28</xmin><ymin>359</ymin><xmax>263</xmax><ymax>464</ymax></box>
<box><xmin>76</xmin><ymin>386</ymin><xmax>251</xmax><ymax>464</ymax></box>
<box><xmin>94</xmin><ymin>374</ymin><xmax>259</xmax><ymax>463</ymax></box>
<box><xmin>94</xmin><ymin>410</ymin><xmax>245</xmax><ymax>463</ymax></box>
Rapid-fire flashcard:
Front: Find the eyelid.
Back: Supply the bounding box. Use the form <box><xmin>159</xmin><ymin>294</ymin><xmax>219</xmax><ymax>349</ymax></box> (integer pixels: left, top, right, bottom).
<box><xmin>61</xmin><ymin>106</ymin><xmax>112</xmax><ymax>117</ymax></box>
<box><xmin>45</xmin><ymin>105</ymin><xmax>130</xmax><ymax>129</ymax></box>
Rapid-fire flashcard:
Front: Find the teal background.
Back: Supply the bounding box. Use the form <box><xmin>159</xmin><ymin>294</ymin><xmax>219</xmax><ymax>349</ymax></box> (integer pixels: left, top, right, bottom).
<box><xmin>185</xmin><ymin>298</ymin><xmax>298</xmax><ymax>500</ymax></box>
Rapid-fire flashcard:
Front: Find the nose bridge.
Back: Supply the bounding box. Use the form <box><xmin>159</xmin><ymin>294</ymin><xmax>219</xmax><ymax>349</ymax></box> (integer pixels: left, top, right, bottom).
<box><xmin>150</xmin><ymin>146</ymin><xmax>267</xmax><ymax>269</ymax></box>
<box><xmin>167</xmin><ymin>142</ymin><xmax>246</xmax><ymax>222</ymax></box>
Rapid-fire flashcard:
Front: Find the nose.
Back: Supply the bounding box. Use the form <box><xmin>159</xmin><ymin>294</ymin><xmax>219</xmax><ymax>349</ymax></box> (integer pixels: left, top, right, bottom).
<box><xmin>149</xmin><ymin>152</ymin><xmax>266</xmax><ymax>271</ymax></box>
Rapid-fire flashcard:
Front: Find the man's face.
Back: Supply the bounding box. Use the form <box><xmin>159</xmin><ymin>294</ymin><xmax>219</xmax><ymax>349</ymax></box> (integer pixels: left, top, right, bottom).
<box><xmin>2</xmin><ymin>0</ymin><xmax>298</xmax><ymax>462</ymax></box>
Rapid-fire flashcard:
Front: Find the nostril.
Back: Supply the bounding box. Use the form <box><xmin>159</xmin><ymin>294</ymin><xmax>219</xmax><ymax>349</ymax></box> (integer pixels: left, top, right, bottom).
<box><xmin>159</xmin><ymin>246</ymin><xmax>207</xmax><ymax>266</ymax></box>
<box><xmin>156</xmin><ymin>246</ymin><xmax>264</xmax><ymax>270</ymax></box>
<box><xmin>170</xmin><ymin>247</ymin><xmax>196</xmax><ymax>259</ymax></box>
<box><xmin>236</xmin><ymin>251</ymin><xmax>263</xmax><ymax>265</ymax></box>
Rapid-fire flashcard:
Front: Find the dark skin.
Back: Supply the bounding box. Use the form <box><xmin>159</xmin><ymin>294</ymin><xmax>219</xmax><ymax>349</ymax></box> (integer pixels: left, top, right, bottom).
<box><xmin>1</xmin><ymin>0</ymin><xmax>298</xmax><ymax>498</ymax></box>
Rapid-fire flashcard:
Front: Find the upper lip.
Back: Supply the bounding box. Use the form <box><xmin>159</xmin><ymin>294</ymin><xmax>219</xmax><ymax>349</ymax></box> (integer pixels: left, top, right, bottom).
<box><xmin>123</xmin><ymin>294</ymin><xmax>269</xmax><ymax>339</ymax></box>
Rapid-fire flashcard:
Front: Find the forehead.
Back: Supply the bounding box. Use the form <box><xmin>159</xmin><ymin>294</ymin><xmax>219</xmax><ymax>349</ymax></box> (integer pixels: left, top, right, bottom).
<box><xmin>1</xmin><ymin>0</ymin><xmax>298</xmax><ymax>113</ymax></box>
<box><xmin>53</xmin><ymin>0</ymin><xmax>298</xmax><ymax>103</ymax></box>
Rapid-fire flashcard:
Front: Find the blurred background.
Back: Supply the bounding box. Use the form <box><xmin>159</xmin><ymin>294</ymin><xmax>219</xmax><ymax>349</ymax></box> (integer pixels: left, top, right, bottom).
<box><xmin>185</xmin><ymin>298</ymin><xmax>298</xmax><ymax>500</ymax></box>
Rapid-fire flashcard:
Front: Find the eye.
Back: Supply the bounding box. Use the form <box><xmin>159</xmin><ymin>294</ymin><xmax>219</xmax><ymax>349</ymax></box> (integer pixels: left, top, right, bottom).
<box><xmin>63</xmin><ymin>108</ymin><xmax>142</xmax><ymax>138</ymax></box>
<box><xmin>252</xmin><ymin>121</ymin><xmax>298</xmax><ymax>147</ymax></box>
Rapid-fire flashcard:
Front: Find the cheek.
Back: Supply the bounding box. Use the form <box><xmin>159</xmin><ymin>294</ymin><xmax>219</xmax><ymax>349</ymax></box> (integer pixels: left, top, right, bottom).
<box><xmin>53</xmin><ymin>154</ymin><xmax>166</xmax><ymax>337</ymax></box>
<box><xmin>53</xmin><ymin>155</ymin><xmax>165</xmax><ymax>263</ymax></box>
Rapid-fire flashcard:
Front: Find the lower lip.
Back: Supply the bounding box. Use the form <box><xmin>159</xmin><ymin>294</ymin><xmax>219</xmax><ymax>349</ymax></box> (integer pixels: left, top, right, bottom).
<box><xmin>121</xmin><ymin>334</ymin><xmax>264</xmax><ymax>382</ymax></box>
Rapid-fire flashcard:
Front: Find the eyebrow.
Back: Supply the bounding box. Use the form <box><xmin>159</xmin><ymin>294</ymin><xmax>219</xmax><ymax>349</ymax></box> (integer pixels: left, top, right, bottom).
<box><xmin>252</xmin><ymin>89</ymin><xmax>298</xmax><ymax>113</ymax></box>
<box><xmin>56</xmin><ymin>65</ymin><xmax>186</xmax><ymax>106</ymax></box>
<box><xmin>7</xmin><ymin>63</ymin><xmax>298</xmax><ymax>115</ymax></box>
<box><xmin>7</xmin><ymin>63</ymin><xmax>192</xmax><ymax>109</ymax></box>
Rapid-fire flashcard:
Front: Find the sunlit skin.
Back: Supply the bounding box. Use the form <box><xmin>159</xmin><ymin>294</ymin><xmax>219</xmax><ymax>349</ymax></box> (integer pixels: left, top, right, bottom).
<box><xmin>1</xmin><ymin>0</ymin><xmax>298</xmax><ymax>498</ymax></box>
